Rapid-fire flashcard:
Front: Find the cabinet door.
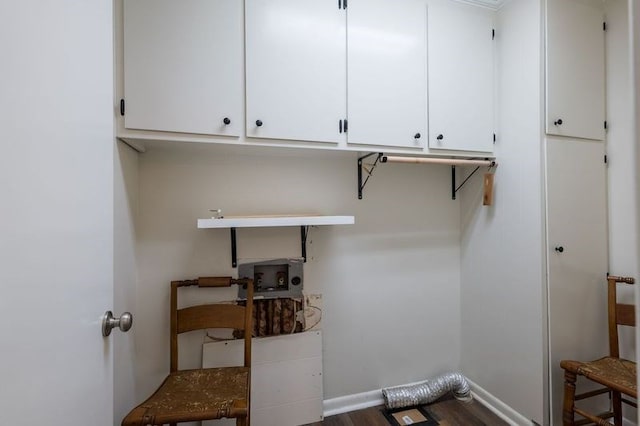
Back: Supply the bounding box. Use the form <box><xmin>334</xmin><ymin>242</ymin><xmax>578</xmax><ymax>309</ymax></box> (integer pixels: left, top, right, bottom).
<box><xmin>346</xmin><ymin>0</ymin><xmax>427</xmax><ymax>148</ymax></box>
<box><xmin>245</xmin><ymin>0</ymin><xmax>346</xmax><ymax>143</ymax></box>
<box><xmin>428</xmin><ymin>0</ymin><xmax>494</xmax><ymax>152</ymax></box>
<box><xmin>123</xmin><ymin>0</ymin><xmax>243</xmax><ymax>136</ymax></box>
<box><xmin>546</xmin><ymin>137</ymin><xmax>608</xmax><ymax>425</ymax></box>
<box><xmin>546</xmin><ymin>0</ymin><xmax>604</xmax><ymax>140</ymax></box>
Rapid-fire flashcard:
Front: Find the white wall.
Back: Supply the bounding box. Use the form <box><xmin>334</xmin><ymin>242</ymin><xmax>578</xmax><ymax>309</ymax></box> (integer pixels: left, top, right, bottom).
<box><xmin>608</xmin><ymin>0</ymin><xmax>638</xmax><ymax>280</ymax></box>
<box><xmin>605</xmin><ymin>2</ymin><xmax>638</xmax><ymax>422</ymax></box>
<box><xmin>631</xmin><ymin>1</ymin><xmax>640</xmax><ymax>425</ymax></box>
<box><xmin>606</xmin><ymin>0</ymin><xmax>638</xmax><ymax>347</ymax></box>
<box><xmin>460</xmin><ymin>0</ymin><xmax>546</xmax><ymax>424</ymax></box>
<box><xmin>114</xmin><ymin>141</ymin><xmax>139</xmax><ymax>423</ymax></box>
<box><xmin>132</xmin><ymin>142</ymin><xmax>462</xmax><ymax>402</ymax></box>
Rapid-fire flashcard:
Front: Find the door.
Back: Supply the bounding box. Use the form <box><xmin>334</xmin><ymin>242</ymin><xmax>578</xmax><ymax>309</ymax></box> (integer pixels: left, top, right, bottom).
<box><xmin>546</xmin><ymin>0</ymin><xmax>605</xmax><ymax>140</ymax></box>
<box><xmin>346</xmin><ymin>0</ymin><xmax>427</xmax><ymax>148</ymax></box>
<box><xmin>245</xmin><ymin>0</ymin><xmax>347</xmax><ymax>143</ymax></box>
<box><xmin>428</xmin><ymin>0</ymin><xmax>495</xmax><ymax>153</ymax></box>
<box><xmin>0</xmin><ymin>2</ymin><xmax>116</xmax><ymax>425</ymax></box>
<box><xmin>124</xmin><ymin>0</ymin><xmax>244</xmax><ymax>136</ymax></box>
<box><xmin>546</xmin><ymin>137</ymin><xmax>609</xmax><ymax>425</ymax></box>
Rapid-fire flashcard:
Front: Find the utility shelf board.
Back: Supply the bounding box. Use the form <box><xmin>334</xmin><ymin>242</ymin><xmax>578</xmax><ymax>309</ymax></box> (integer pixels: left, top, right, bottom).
<box><xmin>197</xmin><ymin>215</ymin><xmax>355</xmax><ymax>229</ymax></box>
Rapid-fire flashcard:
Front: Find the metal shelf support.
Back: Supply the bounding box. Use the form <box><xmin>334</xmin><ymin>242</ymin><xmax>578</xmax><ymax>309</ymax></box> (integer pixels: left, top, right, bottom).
<box><xmin>230</xmin><ymin>228</ymin><xmax>237</xmax><ymax>267</ymax></box>
<box><xmin>451</xmin><ymin>160</ymin><xmax>496</xmax><ymax>200</ymax></box>
<box><xmin>301</xmin><ymin>226</ymin><xmax>309</xmax><ymax>263</ymax></box>
<box><xmin>358</xmin><ymin>152</ymin><xmax>383</xmax><ymax>199</ymax></box>
<box><xmin>229</xmin><ymin>226</ymin><xmax>311</xmax><ymax>268</ymax></box>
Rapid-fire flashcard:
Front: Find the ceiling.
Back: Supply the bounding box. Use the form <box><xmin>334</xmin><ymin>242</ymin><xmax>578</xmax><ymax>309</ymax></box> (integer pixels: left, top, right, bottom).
<box><xmin>457</xmin><ymin>0</ymin><xmax>505</xmax><ymax>10</ymax></box>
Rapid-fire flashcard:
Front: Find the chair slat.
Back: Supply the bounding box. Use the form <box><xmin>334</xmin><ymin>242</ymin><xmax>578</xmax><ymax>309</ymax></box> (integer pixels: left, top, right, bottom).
<box><xmin>617</xmin><ymin>304</ymin><xmax>635</xmax><ymax>326</ymax></box>
<box><xmin>621</xmin><ymin>398</ymin><xmax>637</xmax><ymax>408</ymax></box>
<box><xmin>575</xmin><ymin>387</ymin><xmax>609</xmax><ymax>400</ymax></box>
<box><xmin>609</xmin><ymin>275</ymin><xmax>635</xmax><ymax>284</ymax></box>
<box><xmin>573</xmin><ymin>407</ymin><xmax>614</xmax><ymax>426</ymax></box>
<box><xmin>198</xmin><ymin>276</ymin><xmax>233</xmax><ymax>287</ymax></box>
<box><xmin>177</xmin><ymin>304</ymin><xmax>246</xmax><ymax>334</ymax></box>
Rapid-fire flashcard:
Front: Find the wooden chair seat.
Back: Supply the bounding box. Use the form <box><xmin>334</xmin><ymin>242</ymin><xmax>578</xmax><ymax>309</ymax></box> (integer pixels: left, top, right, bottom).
<box><xmin>561</xmin><ymin>357</ymin><xmax>637</xmax><ymax>397</ymax></box>
<box><xmin>122</xmin><ymin>367</ymin><xmax>250</xmax><ymax>425</ymax></box>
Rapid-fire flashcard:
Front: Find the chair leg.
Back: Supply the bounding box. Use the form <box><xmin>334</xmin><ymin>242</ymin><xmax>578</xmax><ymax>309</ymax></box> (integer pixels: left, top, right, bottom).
<box><xmin>236</xmin><ymin>417</ymin><xmax>247</xmax><ymax>426</ymax></box>
<box><xmin>562</xmin><ymin>370</ymin><xmax>577</xmax><ymax>426</ymax></box>
<box><xmin>612</xmin><ymin>391</ymin><xmax>622</xmax><ymax>426</ymax></box>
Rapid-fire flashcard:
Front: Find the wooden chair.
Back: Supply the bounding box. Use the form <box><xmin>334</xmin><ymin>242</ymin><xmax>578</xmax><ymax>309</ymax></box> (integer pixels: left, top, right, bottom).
<box><xmin>560</xmin><ymin>275</ymin><xmax>637</xmax><ymax>426</ymax></box>
<box><xmin>122</xmin><ymin>276</ymin><xmax>254</xmax><ymax>426</ymax></box>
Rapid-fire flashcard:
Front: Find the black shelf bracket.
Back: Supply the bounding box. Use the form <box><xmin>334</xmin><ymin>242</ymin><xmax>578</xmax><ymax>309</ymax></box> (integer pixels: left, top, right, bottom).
<box><xmin>358</xmin><ymin>152</ymin><xmax>384</xmax><ymax>200</ymax></box>
<box><xmin>230</xmin><ymin>228</ymin><xmax>238</xmax><ymax>267</ymax></box>
<box><xmin>451</xmin><ymin>160</ymin><xmax>496</xmax><ymax>200</ymax></box>
<box><xmin>229</xmin><ymin>226</ymin><xmax>311</xmax><ymax>268</ymax></box>
<box><xmin>301</xmin><ymin>226</ymin><xmax>309</xmax><ymax>263</ymax></box>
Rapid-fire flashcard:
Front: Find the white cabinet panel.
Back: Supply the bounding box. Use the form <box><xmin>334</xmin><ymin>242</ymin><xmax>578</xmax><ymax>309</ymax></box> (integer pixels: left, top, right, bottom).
<box><xmin>347</xmin><ymin>0</ymin><xmax>427</xmax><ymax>148</ymax></box>
<box><xmin>245</xmin><ymin>0</ymin><xmax>346</xmax><ymax>143</ymax></box>
<box><xmin>123</xmin><ymin>0</ymin><xmax>243</xmax><ymax>136</ymax></box>
<box><xmin>546</xmin><ymin>137</ymin><xmax>608</xmax><ymax>425</ymax></box>
<box><xmin>203</xmin><ymin>331</ymin><xmax>323</xmax><ymax>426</ymax></box>
<box><xmin>428</xmin><ymin>0</ymin><xmax>494</xmax><ymax>152</ymax></box>
<box><xmin>546</xmin><ymin>0</ymin><xmax>605</xmax><ymax>140</ymax></box>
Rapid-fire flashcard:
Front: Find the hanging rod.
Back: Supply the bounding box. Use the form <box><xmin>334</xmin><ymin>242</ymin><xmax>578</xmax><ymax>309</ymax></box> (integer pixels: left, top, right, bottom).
<box><xmin>357</xmin><ymin>153</ymin><xmax>497</xmax><ymax>201</ymax></box>
<box><xmin>381</xmin><ymin>156</ymin><xmax>496</xmax><ymax>167</ymax></box>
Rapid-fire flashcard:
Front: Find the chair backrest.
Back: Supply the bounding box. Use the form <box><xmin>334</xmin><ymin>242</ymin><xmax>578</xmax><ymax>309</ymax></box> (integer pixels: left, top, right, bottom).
<box><xmin>607</xmin><ymin>275</ymin><xmax>635</xmax><ymax>358</ymax></box>
<box><xmin>170</xmin><ymin>277</ymin><xmax>254</xmax><ymax>372</ymax></box>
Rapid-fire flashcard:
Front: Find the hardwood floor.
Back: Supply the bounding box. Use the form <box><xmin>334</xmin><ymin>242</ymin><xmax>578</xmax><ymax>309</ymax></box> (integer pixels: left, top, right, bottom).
<box><xmin>304</xmin><ymin>397</ymin><xmax>509</xmax><ymax>426</ymax></box>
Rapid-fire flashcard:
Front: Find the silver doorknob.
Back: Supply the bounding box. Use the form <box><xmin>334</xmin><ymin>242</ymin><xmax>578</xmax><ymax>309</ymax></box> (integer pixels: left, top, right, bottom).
<box><xmin>102</xmin><ymin>311</ymin><xmax>133</xmax><ymax>337</ymax></box>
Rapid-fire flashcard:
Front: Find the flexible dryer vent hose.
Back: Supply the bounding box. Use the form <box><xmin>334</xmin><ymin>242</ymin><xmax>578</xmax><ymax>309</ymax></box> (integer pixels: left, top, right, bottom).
<box><xmin>381</xmin><ymin>372</ymin><xmax>472</xmax><ymax>410</ymax></box>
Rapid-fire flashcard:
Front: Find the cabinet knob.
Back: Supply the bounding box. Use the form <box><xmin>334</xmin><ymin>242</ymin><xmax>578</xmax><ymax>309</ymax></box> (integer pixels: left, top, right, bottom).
<box><xmin>223</xmin><ymin>117</ymin><xmax>231</xmax><ymax>125</ymax></box>
<box><xmin>436</xmin><ymin>134</ymin><xmax>444</xmax><ymax>141</ymax></box>
<box><xmin>256</xmin><ymin>120</ymin><xmax>263</xmax><ymax>127</ymax></box>
<box><xmin>555</xmin><ymin>246</ymin><xmax>564</xmax><ymax>253</ymax></box>
<box><xmin>414</xmin><ymin>133</ymin><xmax>421</xmax><ymax>139</ymax></box>
<box><xmin>554</xmin><ymin>119</ymin><xmax>563</xmax><ymax>126</ymax></box>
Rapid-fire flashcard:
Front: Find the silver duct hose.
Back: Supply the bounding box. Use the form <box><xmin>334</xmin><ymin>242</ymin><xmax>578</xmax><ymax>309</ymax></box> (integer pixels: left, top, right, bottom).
<box><xmin>381</xmin><ymin>372</ymin><xmax>472</xmax><ymax>410</ymax></box>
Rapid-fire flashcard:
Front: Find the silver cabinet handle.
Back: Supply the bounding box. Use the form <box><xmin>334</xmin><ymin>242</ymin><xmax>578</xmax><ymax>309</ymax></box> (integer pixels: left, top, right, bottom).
<box><xmin>102</xmin><ymin>311</ymin><xmax>133</xmax><ymax>337</ymax></box>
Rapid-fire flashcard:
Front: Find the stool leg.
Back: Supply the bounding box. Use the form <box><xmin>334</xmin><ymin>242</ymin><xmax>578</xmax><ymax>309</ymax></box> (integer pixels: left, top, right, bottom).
<box><xmin>612</xmin><ymin>390</ymin><xmax>622</xmax><ymax>425</ymax></box>
<box><xmin>562</xmin><ymin>370</ymin><xmax>577</xmax><ymax>426</ymax></box>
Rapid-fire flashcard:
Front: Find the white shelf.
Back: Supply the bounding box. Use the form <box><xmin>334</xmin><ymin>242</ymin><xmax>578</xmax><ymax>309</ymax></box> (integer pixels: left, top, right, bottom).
<box><xmin>197</xmin><ymin>215</ymin><xmax>355</xmax><ymax>229</ymax></box>
<box><xmin>198</xmin><ymin>215</ymin><xmax>355</xmax><ymax>267</ymax></box>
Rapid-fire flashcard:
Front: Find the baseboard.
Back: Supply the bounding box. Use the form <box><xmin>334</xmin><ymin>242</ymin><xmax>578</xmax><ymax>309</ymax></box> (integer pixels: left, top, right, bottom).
<box><xmin>323</xmin><ymin>389</ymin><xmax>384</xmax><ymax>417</ymax></box>
<box><xmin>467</xmin><ymin>380</ymin><xmax>533</xmax><ymax>425</ymax></box>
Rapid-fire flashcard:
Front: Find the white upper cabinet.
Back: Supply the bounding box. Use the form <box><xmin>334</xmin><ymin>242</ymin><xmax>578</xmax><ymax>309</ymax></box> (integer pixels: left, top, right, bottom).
<box><xmin>123</xmin><ymin>0</ymin><xmax>243</xmax><ymax>136</ymax></box>
<box><xmin>245</xmin><ymin>0</ymin><xmax>347</xmax><ymax>143</ymax></box>
<box><xmin>120</xmin><ymin>0</ymin><xmax>497</xmax><ymax>155</ymax></box>
<box><xmin>546</xmin><ymin>0</ymin><xmax>604</xmax><ymax>141</ymax></box>
<box><xmin>428</xmin><ymin>0</ymin><xmax>495</xmax><ymax>153</ymax></box>
<box><xmin>346</xmin><ymin>0</ymin><xmax>428</xmax><ymax>148</ymax></box>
